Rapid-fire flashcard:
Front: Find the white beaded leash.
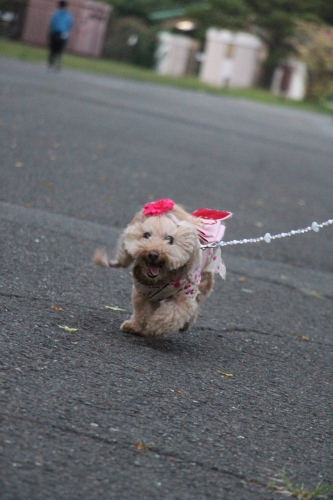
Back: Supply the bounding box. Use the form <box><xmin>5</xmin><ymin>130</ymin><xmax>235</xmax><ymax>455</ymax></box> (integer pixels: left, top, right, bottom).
<box><xmin>200</xmin><ymin>219</ymin><xmax>333</xmax><ymax>249</ymax></box>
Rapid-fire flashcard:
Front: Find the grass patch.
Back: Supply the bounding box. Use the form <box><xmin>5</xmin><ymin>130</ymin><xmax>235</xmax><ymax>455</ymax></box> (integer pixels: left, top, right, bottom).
<box><xmin>268</xmin><ymin>470</ymin><xmax>333</xmax><ymax>499</ymax></box>
<box><xmin>0</xmin><ymin>37</ymin><xmax>331</xmax><ymax>114</ymax></box>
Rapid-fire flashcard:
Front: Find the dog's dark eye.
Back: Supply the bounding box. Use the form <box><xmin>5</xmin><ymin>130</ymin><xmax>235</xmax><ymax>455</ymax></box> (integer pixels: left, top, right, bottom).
<box><xmin>143</xmin><ymin>232</ymin><xmax>151</xmax><ymax>239</ymax></box>
<box><xmin>166</xmin><ymin>235</ymin><xmax>174</xmax><ymax>245</ymax></box>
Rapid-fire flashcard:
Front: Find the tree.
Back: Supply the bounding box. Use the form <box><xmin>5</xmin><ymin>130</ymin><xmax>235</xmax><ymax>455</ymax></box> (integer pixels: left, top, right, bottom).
<box><xmin>187</xmin><ymin>0</ymin><xmax>332</xmax><ymax>87</ymax></box>
<box><xmin>187</xmin><ymin>0</ymin><xmax>251</xmax><ymax>40</ymax></box>
<box><xmin>247</xmin><ymin>0</ymin><xmax>326</xmax><ymax>85</ymax></box>
<box><xmin>103</xmin><ymin>16</ymin><xmax>157</xmax><ymax>67</ymax></box>
<box><xmin>289</xmin><ymin>20</ymin><xmax>333</xmax><ymax>100</ymax></box>
<box><xmin>101</xmin><ymin>0</ymin><xmax>203</xmax><ymax>69</ymax></box>
<box><xmin>0</xmin><ymin>0</ymin><xmax>27</xmax><ymax>39</ymax></box>
<box><xmin>110</xmin><ymin>0</ymin><xmax>199</xmax><ymax>21</ymax></box>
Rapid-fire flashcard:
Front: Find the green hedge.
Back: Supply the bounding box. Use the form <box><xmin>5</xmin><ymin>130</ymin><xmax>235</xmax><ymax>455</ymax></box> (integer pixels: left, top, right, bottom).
<box><xmin>103</xmin><ymin>16</ymin><xmax>157</xmax><ymax>68</ymax></box>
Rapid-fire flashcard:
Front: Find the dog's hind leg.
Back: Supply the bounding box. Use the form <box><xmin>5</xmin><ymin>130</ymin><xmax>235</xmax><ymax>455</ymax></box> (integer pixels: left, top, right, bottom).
<box><xmin>197</xmin><ymin>272</ymin><xmax>214</xmax><ymax>302</ymax></box>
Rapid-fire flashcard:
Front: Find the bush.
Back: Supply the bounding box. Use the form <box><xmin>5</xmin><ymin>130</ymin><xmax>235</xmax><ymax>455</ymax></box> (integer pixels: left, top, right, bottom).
<box><xmin>103</xmin><ymin>16</ymin><xmax>157</xmax><ymax>68</ymax></box>
<box><xmin>0</xmin><ymin>0</ymin><xmax>27</xmax><ymax>39</ymax></box>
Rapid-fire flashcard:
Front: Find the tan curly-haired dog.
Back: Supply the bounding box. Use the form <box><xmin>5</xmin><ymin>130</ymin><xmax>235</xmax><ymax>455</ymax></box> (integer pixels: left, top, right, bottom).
<box><xmin>94</xmin><ymin>199</ymin><xmax>231</xmax><ymax>338</ymax></box>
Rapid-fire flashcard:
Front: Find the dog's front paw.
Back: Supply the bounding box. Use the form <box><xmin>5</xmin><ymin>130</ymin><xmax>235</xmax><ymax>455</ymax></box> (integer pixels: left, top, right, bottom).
<box><xmin>120</xmin><ymin>320</ymin><xmax>142</xmax><ymax>336</ymax></box>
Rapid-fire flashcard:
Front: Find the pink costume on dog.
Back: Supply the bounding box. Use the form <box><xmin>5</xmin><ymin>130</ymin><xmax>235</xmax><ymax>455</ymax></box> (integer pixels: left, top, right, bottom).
<box><xmin>134</xmin><ymin>201</ymin><xmax>232</xmax><ymax>301</ymax></box>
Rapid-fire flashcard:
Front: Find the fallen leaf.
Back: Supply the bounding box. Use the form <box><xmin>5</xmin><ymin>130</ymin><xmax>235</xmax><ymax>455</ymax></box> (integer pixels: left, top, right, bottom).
<box><xmin>254</xmin><ymin>221</ymin><xmax>263</xmax><ymax>228</ymax></box>
<box><xmin>300</xmin><ymin>289</ymin><xmax>323</xmax><ymax>299</ymax></box>
<box><xmin>43</xmin><ymin>182</ymin><xmax>53</xmax><ymax>189</ymax></box>
<box><xmin>132</xmin><ymin>366</ymin><xmax>147</xmax><ymax>373</ymax></box>
<box><xmin>238</xmin><ymin>276</ymin><xmax>246</xmax><ymax>282</ymax></box>
<box><xmin>280</xmin><ymin>275</ymin><xmax>288</xmax><ymax>280</ymax></box>
<box><xmin>135</xmin><ymin>442</ymin><xmax>149</xmax><ymax>451</ymax></box>
<box><xmin>297</xmin><ymin>334</ymin><xmax>310</xmax><ymax>341</ymax></box>
<box><xmin>105</xmin><ymin>305</ymin><xmax>127</xmax><ymax>312</ymax></box>
<box><xmin>218</xmin><ymin>371</ymin><xmax>233</xmax><ymax>377</ymax></box>
<box><xmin>15</xmin><ymin>162</ymin><xmax>24</xmax><ymax>168</ymax></box>
<box><xmin>52</xmin><ymin>305</ymin><xmax>64</xmax><ymax>312</ymax></box>
<box><xmin>58</xmin><ymin>325</ymin><xmax>78</xmax><ymax>332</ymax></box>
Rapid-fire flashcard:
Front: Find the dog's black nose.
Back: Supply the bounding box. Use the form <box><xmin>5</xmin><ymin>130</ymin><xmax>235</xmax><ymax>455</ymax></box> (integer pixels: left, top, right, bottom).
<box><xmin>148</xmin><ymin>251</ymin><xmax>160</xmax><ymax>261</ymax></box>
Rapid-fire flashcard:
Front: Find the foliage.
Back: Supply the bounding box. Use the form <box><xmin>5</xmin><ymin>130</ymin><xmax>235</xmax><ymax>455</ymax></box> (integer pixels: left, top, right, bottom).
<box><xmin>106</xmin><ymin>0</ymin><xmax>158</xmax><ymax>19</ymax></box>
<box><xmin>103</xmin><ymin>17</ymin><xmax>157</xmax><ymax>68</ymax></box>
<box><xmin>0</xmin><ymin>0</ymin><xmax>27</xmax><ymax>39</ymax></box>
<box><xmin>109</xmin><ymin>0</ymin><xmax>197</xmax><ymax>20</ymax></box>
<box><xmin>186</xmin><ymin>0</ymin><xmax>333</xmax><ymax>86</ymax></box>
<box><xmin>268</xmin><ymin>469</ymin><xmax>333</xmax><ymax>499</ymax></box>
<box><xmin>187</xmin><ymin>0</ymin><xmax>251</xmax><ymax>40</ymax></box>
<box><xmin>0</xmin><ymin>0</ymin><xmax>27</xmax><ymax>6</ymax></box>
<box><xmin>289</xmin><ymin>20</ymin><xmax>333</xmax><ymax>100</ymax></box>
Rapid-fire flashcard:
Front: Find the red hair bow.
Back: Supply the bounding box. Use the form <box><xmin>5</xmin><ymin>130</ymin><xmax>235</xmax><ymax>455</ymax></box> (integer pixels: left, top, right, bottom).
<box><xmin>143</xmin><ymin>198</ymin><xmax>175</xmax><ymax>216</ymax></box>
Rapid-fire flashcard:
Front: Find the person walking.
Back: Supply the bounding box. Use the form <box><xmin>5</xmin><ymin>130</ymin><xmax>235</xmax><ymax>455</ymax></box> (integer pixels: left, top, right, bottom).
<box><xmin>48</xmin><ymin>0</ymin><xmax>73</xmax><ymax>70</ymax></box>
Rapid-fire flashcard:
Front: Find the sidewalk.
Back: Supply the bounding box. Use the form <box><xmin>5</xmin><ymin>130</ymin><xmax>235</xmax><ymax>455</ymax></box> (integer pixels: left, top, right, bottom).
<box><xmin>1</xmin><ymin>202</ymin><xmax>332</xmax><ymax>500</ymax></box>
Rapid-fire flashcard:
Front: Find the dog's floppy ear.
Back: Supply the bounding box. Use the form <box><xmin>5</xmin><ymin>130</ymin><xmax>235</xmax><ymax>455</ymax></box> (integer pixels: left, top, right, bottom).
<box><xmin>172</xmin><ymin>203</ymin><xmax>203</xmax><ymax>228</ymax></box>
<box><xmin>106</xmin><ymin>231</ymin><xmax>131</xmax><ymax>268</ymax></box>
<box><xmin>128</xmin><ymin>210</ymin><xmax>146</xmax><ymax>225</ymax></box>
<box><xmin>175</xmin><ymin>220</ymin><xmax>202</xmax><ymax>283</ymax></box>
<box><xmin>93</xmin><ymin>210</ymin><xmax>144</xmax><ymax>269</ymax></box>
<box><xmin>93</xmin><ymin>232</ymin><xmax>133</xmax><ymax>268</ymax></box>
<box><xmin>111</xmin><ymin>208</ymin><xmax>147</xmax><ymax>267</ymax></box>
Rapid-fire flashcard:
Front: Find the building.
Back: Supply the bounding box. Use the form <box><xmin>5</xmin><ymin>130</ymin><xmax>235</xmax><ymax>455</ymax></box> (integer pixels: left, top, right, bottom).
<box><xmin>200</xmin><ymin>28</ymin><xmax>264</xmax><ymax>88</ymax></box>
<box><xmin>22</xmin><ymin>0</ymin><xmax>112</xmax><ymax>58</ymax></box>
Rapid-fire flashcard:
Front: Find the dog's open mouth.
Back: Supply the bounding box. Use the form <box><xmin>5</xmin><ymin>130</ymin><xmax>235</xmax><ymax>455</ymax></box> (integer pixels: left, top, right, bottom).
<box><xmin>146</xmin><ymin>263</ymin><xmax>162</xmax><ymax>278</ymax></box>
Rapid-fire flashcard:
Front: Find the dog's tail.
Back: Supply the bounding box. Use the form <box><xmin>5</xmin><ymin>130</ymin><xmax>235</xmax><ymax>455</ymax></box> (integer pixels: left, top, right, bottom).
<box><xmin>93</xmin><ymin>248</ymin><xmax>110</xmax><ymax>267</ymax></box>
<box><xmin>93</xmin><ymin>248</ymin><xmax>121</xmax><ymax>268</ymax></box>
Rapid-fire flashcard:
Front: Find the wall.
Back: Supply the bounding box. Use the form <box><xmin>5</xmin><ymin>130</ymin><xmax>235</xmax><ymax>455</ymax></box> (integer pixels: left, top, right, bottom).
<box><xmin>22</xmin><ymin>0</ymin><xmax>112</xmax><ymax>58</ymax></box>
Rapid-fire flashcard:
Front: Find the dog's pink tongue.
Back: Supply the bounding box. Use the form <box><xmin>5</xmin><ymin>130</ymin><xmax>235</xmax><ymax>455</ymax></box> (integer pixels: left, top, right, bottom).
<box><xmin>147</xmin><ymin>264</ymin><xmax>160</xmax><ymax>277</ymax></box>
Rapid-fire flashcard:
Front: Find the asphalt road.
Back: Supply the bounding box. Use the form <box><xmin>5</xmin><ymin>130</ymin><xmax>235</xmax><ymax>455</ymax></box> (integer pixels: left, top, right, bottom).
<box><xmin>0</xmin><ymin>57</ymin><xmax>332</xmax><ymax>499</ymax></box>
<box><xmin>1</xmin><ymin>58</ymin><xmax>333</xmax><ymax>272</ymax></box>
